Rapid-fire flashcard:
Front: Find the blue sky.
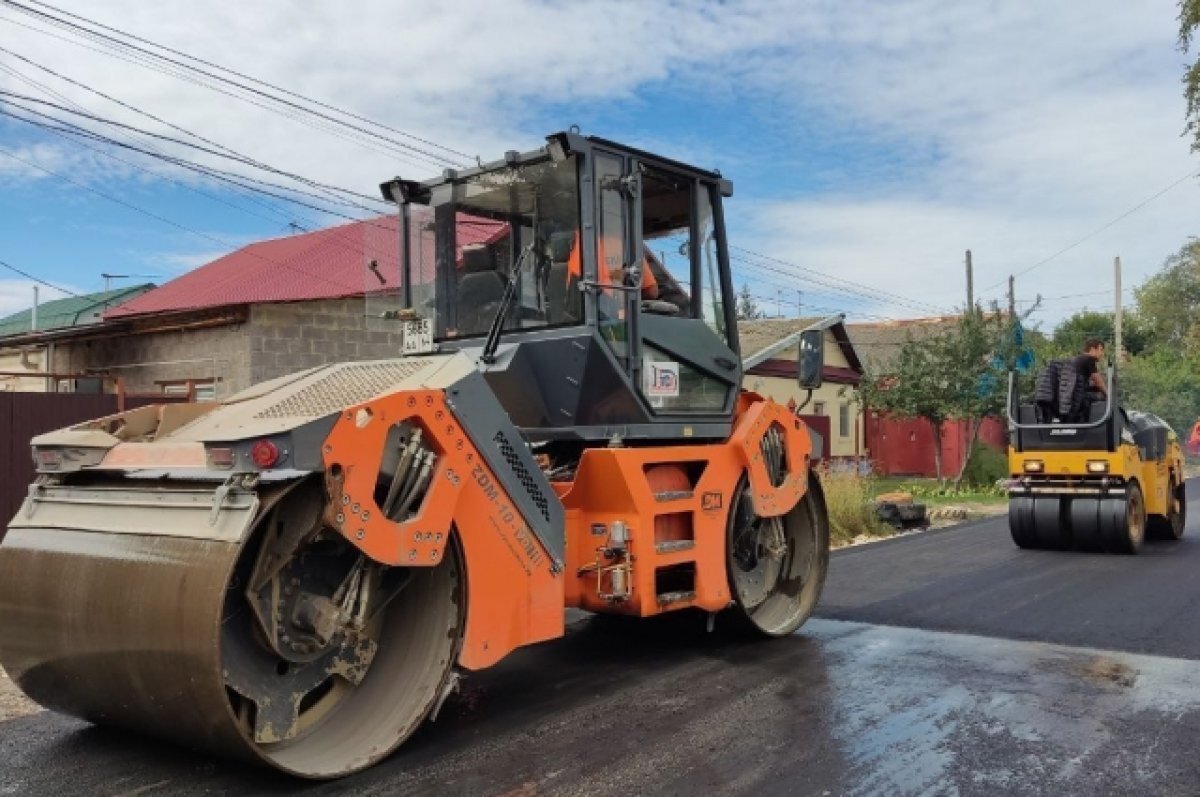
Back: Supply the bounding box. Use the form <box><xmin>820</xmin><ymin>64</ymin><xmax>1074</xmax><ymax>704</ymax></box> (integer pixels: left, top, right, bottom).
<box><xmin>1</xmin><ymin>0</ymin><xmax>1198</xmax><ymax>328</ymax></box>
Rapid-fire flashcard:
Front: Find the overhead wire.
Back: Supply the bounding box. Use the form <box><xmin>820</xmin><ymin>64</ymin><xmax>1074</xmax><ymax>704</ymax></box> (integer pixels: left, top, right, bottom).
<box><xmin>0</xmin><ymin>2</ymin><xmax>951</xmax><ymax>325</ymax></box>
<box><xmin>0</xmin><ymin>13</ymin><xmax>447</xmax><ymax>177</ymax></box>
<box><xmin>0</xmin><ymin>0</ymin><xmax>466</xmax><ymax>171</ymax></box>
<box><xmin>730</xmin><ymin>252</ymin><xmax>951</xmax><ymax>318</ymax></box>
<box><xmin>0</xmin><ymin>68</ymin><xmax>326</xmax><ymax>231</ymax></box>
<box><xmin>20</xmin><ymin>0</ymin><xmax>472</xmax><ymax>163</ymax></box>
<box><xmin>730</xmin><ymin>244</ymin><xmax>952</xmax><ymax>314</ymax></box>
<box><xmin>0</xmin><ymin>90</ymin><xmax>390</xmax><ymax>210</ymax></box>
<box><xmin>980</xmin><ymin>167</ymin><xmax>1200</xmax><ymax>291</ymax></box>
<box><xmin>0</xmin><ymin>44</ymin><xmax>331</xmax><ymax>229</ymax></box>
<box><xmin>0</xmin><ymin>143</ymin><xmax>370</xmax><ymax>296</ymax></box>
<box><xmin>0</xmin><ymin>104</ymin><xmax>380</xmax><ymax>221</ymax></box>
<box><xmin>0</xmin><ymin>256</ymin><xmax>79</xmax><ymax>296</ymax></box>
<box><xmin>730</xmin><ymin>256</ymin><xmax>915</xmax><ymax>320</ymax></box>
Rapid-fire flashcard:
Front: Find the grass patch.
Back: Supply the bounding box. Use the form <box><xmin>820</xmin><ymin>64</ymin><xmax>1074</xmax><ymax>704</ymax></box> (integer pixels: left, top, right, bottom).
<box><xmin>817</xmin><ymin>466</ymin><xmax>890</xmax><ymax>546</ymax></box>
<box><xmin>869</xmin><ymin>477</ymin><xmax>1007</xmax><ymax>506</ymax></box>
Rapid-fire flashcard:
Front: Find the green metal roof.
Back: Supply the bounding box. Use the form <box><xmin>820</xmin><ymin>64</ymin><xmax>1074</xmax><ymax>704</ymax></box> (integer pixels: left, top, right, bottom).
<box><xmin>0</xmin><ymin>284</ymin><xmax>155</xmax><ymax>339</ymax></box>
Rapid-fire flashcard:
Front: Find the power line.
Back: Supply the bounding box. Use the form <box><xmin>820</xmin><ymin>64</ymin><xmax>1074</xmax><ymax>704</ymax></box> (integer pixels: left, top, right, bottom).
<box><xmin>0</xmin><ymin>56</ymin><xmax>321</xmax><ymax>231</ymax></box>
<box><xmin>0</xmin><ymin>256</ymin><xmax>79</xmax><ymax>296</ymax></box>
<box><xmin>0</xmin><ymin>90</ymin><xmax>389</xmax><ymax>210</ymax></box>
<box><xmin>980</xmin><ymin>167</ymin><xmax>1200</xmax><ymax>291</ymax></box>
<box><xmin>0</xmin><ymin>104</ymin><xmax>374</xmax><ymax>220</ymax></box>
<box><xmin>0</xmin><ymin>59</ymin><xmax>322</xmax><ymax>227</ymax></box>
<box><xmin>0</xmin><ymin>14</ymin><xmax>447</xmax><ymax>176</ymax></box>
<box><xmin>20</xmin><ymin>0</ymin><xmax>473</xmax><ymax>163</ymax></box>
<box><xmin>0</xmin><ymin>107</ymin><xmax>430</xmax><ymax>292</ymax></box>
<box><xmin>0</xmin><ymin>4</ymin><xmax>958</xmax><ymax>324</ymax></box>
<box><xmin>729</xmin><ymin>245</ymin><xmax>952</xmax><ymax>315</ymax></box>
<box><xmin>731</xmin><ymin>244</ymin><xmax>950</xmax><ymax>313</ymax></box>
<box><xmin>0</xmin><ymin>0</ymin><xmax>466</xmax><ymax>170</ymax></box>
<box><xmin>730</xmin><ymin>255</ymin><xmax>913</xmax><ymax>319</ymax></box>
<box><xmin>0</xmin><ymin>143</ymin><xmax>367</xmax><ymax>296</ymax></box>
<box><xmin>730</xmin><ymin>279</ymin><xmax>900</xmax><ymax>322</ymax></box>
<box><xmin>0</xmin><ymin>42</ymin><xmax>331</xmax><ymax>220</ymax></box>
<box><xmin>0</xmin><ymin>105</ymin><xmax>323</xmax><ymax>230</ymax></box>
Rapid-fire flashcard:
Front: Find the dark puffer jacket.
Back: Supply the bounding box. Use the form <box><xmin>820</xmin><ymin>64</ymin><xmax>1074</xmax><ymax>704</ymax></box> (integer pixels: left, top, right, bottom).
<box><xmin>1032</xmin><ymin>359</ymin><xmax>1085</xmax><ymax>422</ymax></box>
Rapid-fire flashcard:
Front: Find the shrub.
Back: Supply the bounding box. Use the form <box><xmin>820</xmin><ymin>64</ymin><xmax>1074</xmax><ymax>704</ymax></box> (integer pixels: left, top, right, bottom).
<box><xmin>959</xmin><ymin>442</ymin><xmax>1007</xmax><ymax>489</ymax></box>
<box><xmin>817</xmin><ymin>465</ymin><xmax>888</xmax><ymax>545</ymax></box>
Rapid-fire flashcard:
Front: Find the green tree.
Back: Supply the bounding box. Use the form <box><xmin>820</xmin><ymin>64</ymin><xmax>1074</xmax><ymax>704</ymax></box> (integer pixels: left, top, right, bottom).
<box><xmin>736</xmin><ymin>283</ymin><xmax>765</xmax><ymax>320</ymax></box>
<box><xmin>1050</xmin><ymin>309</ymin><xmax>1149</xmax><ymax>357</ymax></box>
<box><xmin>861</xmin><ymin>306</ymin><xmax>1012</xmax><ymax>484</ymax></box>
<box><xmin>1132</xmin><ymin>239</ymin><xmax>1200</xmax><ymax>356</ymax></box>
<box><xmin>1121</xmin><ymin>349</ymin><xmax>1200</xmax><ymax>436</ymax></box>
<box><xmin>1181</xmin><ymin>0</ymin><xmax>1200</xmax><ymax>150</ymax></box>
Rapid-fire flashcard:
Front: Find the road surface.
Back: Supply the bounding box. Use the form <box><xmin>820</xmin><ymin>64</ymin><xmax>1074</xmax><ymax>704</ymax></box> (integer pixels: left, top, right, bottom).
<box><xmin>1</xmin><ymin>480</ymin><xmax>1197</xmax><ymax>796</ymax></box>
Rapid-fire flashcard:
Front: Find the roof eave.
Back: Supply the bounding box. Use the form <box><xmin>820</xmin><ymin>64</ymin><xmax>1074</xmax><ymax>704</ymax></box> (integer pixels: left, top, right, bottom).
<box><xmin>742</xmin><ymin>314</ymin><xmax>856</xmax><ymax>371</ymax></box>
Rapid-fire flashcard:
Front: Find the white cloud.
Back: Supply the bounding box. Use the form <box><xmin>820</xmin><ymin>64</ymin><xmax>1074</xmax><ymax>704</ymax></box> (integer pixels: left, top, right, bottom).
<box><xmin>0</xmin><ymin>0</ymin><xmax>1196</xmax><ymax>328</ymax></box>
<box><xmin>735</xmin><ymin>1</ymin><xmax>1200</xmax><ymax>323</ymax></box>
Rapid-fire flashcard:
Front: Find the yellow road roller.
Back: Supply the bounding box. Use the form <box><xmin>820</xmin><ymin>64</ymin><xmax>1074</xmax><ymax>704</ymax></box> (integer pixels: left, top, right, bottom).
<box><xmin>1007</xmin><ymin>367</ymin><xmax>1186</xmax><ymax>553</ymax></box>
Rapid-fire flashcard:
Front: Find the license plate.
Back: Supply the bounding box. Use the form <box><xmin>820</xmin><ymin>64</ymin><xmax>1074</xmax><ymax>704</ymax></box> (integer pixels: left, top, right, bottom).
<box><xmin>401</xmin><ymin>318</ymin><xmax>434</xmax><ymax>355</ymax></box>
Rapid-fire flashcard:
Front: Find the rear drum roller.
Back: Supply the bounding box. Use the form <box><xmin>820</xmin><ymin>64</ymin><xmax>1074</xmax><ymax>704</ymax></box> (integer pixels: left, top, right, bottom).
<box><xmin>0</xmin><ymin>480</ymin><xmax>464</xmax><ymax>779</ymax></box>
<box><xmin>1148</xmin><ymin>479</ymin><xmax>1187</xmax><ymax>541</ymax></box>
<box><xmin>1068</xmin><ymin>497</ymin><xmax>1104</xmax><ymax>551</ymax></box>
<box><xmin>1009</xmin><ymin>496</ymin><xmax>1038</xmax><ymax>549</ymax></box>
<box><xmin>1032</xmin><ymin>496</ymin><xmax>1071</xmax><ymax>550</ymax></box>
<box><xmin>220</xmin><ymin>483</ymin><xmax>464</xmax><ymax>777</ymax></box>
<box><xmin>726</xmin><ymin>472</ymin><xmax>830</xmax><ymax>636</ymax></box>
<box><xmin>1100</xmin><ymin>483</ymin><xmax>1145</xmax><ymax>554</ymax></box>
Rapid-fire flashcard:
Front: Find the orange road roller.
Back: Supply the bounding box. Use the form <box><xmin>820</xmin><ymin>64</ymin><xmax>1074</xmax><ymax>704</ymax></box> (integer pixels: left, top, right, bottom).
<box><xmin>0</xmin><ymin>131</ymin><xmax>832</xmax><ymax>778</ymax></box>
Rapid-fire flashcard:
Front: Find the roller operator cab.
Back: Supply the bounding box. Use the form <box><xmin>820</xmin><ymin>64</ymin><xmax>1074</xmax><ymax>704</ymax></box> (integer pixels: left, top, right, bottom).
<box><xmin>0</xmin><ymin>131</ymin><xmax>831</xmax><ymax>779</ymax></box>
<box><xmin>1006</xmin><ymin>365</ymin><xmax>1186</xmax><ymax>553</ymax></box>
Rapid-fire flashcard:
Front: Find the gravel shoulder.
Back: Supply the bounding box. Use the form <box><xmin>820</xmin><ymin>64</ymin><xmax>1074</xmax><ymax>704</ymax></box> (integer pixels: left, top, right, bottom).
<box><xmin>0</xmin><ymin>666</ymin><xmax>39</xmax><ymax>721</ymax></box>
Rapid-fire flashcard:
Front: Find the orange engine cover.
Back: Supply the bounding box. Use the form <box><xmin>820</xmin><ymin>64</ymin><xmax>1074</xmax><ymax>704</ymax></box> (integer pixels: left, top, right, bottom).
<box><xmin>321</xmin><ymin>388</ymin><xmax>562</xmax><ymax>669</ymax></box>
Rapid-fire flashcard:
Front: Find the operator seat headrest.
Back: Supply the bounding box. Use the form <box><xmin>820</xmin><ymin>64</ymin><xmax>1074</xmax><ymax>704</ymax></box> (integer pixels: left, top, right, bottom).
<box><xmin>547</xmin><ymin>231</ymin><xmax>575</xmax><ymax>263</ymax></box>
<box><xmin>461</xmin><ymin>244</ymin><xmax>493</xmax><ymax>274</ymax></box>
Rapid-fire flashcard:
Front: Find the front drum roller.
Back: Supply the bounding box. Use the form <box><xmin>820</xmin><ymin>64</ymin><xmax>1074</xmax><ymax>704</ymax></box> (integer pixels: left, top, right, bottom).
<box><xmin>726</xmin><ymin>472</ymin><xmax>830</xmax><ymax>636</ymax></box>
<box><xmin>1009</xmin><ymin>496</ymin><xmax>1038</xmax><ymax>549</ymax></box>
<box><xmin>0</xmin><ymin>479</ymin><xmax>464</xmax><ymax>778</ymax></box>
<box><xmin>1069</xmin><ymin>497</ymin><xmax>1104</xmax><ymax>551</ymax></box>
<box><xmin>1031</xmin><ymin>496</ymin><xmax>1071</xmax><ymax>550</ymax></box>
<box><xmin>1100</xmin><ymin>482</ymin><xmax>1145</xmax><ymax>555</ymax></box>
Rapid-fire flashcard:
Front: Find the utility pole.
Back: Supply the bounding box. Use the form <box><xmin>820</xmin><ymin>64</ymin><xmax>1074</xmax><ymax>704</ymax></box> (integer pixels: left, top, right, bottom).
<box><xmin>1007</xmin><ymin>275</ymin><xmax>1016</xmax><ymax>318</ymax></box>
<box><xmin>1114</xmin><ymin>256</ymin><xmax>1123</xmax><ymax>362</ymax></box>
<box><xmin>31</xmin><ymin>286</ymin><xmax>38</xmax><ymax>331</ymax></box>
<box><xmin>965</xmin><ymin>249</ymin><xmax>974</xmax><ymax>309</ymax></box>
<box><xmin>797</xmin><ymin>290</ymin><xmax>802</xmax><ymax>319</ymax></box>
<box><xmin>776</xmin><ymin>289</ymin><xmax>783</xmax><ymax>318</ymax></box>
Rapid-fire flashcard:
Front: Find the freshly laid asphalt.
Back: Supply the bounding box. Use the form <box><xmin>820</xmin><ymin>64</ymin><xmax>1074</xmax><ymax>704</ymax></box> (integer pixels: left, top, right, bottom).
<box><xmin>818</xmin><ymin>480</ymin><xmax>1200</xmax><ymax>660</ymax></box>
<box><xmin>0</xmin><ymin>479</ymin><xmax>1196</xmax><ymax>796</ymax></box>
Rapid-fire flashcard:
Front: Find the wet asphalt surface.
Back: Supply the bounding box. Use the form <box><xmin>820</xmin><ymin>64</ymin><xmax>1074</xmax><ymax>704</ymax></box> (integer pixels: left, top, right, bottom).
<box><xmin>1</xmin><ymin>479</ymin><xmax>1197</xmax><ymax>796</ymax></box>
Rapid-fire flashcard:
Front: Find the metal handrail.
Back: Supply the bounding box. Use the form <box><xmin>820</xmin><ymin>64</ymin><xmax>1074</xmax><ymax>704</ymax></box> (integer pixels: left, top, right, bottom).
<box><xmin>1006</xmin><ymin>367</ymin><xmax>1115</xmax><ymax>431</ymax></box>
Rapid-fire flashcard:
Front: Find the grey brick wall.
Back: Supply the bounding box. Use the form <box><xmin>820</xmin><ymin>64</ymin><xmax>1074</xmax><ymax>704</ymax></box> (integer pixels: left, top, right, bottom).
<box><xmin>248</xmin><ymin>298</ymin><xmax>405</xmax><ymax>386</ymax></box>
<box><xmin>52</xmin><ymin>299</ymin><xmax>407</xmax><ymax>399</ymax></box>
<box><xmin>55</xmin><ymin>321</ymin><xmax>250</xmax><ymax>399</ymax></box>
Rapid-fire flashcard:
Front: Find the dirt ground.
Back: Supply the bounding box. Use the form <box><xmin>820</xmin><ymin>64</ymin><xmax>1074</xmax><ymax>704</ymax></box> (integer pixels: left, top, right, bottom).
<box><xmin>838</xmin><ymin>501</ymin><xmax>1007</xmax><ymax>549</ymax></box>
<box><xmin>0</xmin><ymin>666</ymin><xmax>39</xmax><ymax>721</ymax></box>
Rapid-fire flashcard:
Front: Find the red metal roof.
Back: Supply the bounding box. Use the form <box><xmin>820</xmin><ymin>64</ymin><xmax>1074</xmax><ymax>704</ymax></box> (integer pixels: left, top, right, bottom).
<box><xmin>106</xmin><ymin>214</ymin><xmax>507</xmax><ymax>319</ymax></box>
